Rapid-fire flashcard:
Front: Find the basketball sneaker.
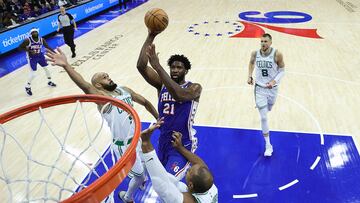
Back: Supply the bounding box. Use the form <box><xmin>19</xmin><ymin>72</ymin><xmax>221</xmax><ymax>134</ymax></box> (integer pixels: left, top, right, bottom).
<box><xmin>264</xmin><ymin>144</ymin><xmax>273</xmax><ymax>157</ymax></box>
<box><xmin>25</xmin><ymin>87</ymin><xmax>32</xmax><ymax>96</ymax></box>
<box><xmin>118</xmin><ymin>191</ymin><xmax>134</xmax><ymax>203</ymax></box>
<box><xmin>48</xmin><ymin>81</ymin><xmax>57</xmax><ymax>87</ymax></box>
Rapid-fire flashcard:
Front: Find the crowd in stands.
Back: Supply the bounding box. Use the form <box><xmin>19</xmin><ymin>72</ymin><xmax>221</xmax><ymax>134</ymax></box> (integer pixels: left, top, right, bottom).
<box><xmin>0</xmin><ymin>0</ymin><xmax>77</xmax><ymax>30</ymax></box>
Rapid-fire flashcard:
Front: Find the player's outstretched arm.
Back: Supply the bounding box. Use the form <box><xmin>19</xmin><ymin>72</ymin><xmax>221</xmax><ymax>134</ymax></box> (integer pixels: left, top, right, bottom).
<box><xmin>171</xmin><ymin>131</ymin><xmax>208</xmax><ymax>168</ymax></box>
<box><xmin>141</xmin><ymin>118</ymin><xmax>164</xmax><ymax>153</ymax></box>
<box><xmin>137</xmin><ymin>31</ymin><xmax>162</xmax><ymax>92</ymax></box>
<box><xmin>123</xmin><ymin>87</ymin><xmax>159</xmax><ymax>119</ymax></box>
<box><xmin>146</xmin><ymin>44</ymin><xmax>202</xmax><ymax>102</ymax></box>
<box><xmin>45</xmin><ymin>48</ymin><xmax>100</xmax><ymax>95</ymax></box>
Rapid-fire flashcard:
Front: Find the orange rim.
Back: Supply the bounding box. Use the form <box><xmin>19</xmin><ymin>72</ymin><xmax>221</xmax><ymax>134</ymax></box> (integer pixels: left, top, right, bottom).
<box><xmin>0</xmin><ymin>94</ymin><xmax>141</xmax><ymax>203</ymax></box>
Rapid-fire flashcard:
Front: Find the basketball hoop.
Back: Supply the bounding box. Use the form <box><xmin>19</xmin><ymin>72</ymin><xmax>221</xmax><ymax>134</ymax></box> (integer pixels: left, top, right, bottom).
<box><xmin>0</xmin><ymin>94</ymin><xmax>141</xmax><ymax>202</ymax></box>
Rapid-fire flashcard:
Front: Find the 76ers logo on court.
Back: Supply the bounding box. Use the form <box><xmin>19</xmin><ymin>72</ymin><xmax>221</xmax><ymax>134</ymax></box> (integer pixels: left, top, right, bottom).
<box><xmin>233</xmin><ymin>11</ymin><xmax>322</xmax><ymax>39</ymax></box>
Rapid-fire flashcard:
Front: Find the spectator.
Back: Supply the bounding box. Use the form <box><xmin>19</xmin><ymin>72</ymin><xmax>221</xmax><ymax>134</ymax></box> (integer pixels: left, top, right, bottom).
<box><xmin>0</xmin><ymin>0</ymin><xmax>6</xmax><ymax>12</ymax></box>
<box><xmin>20</xmin><ymin>2</ymin><xmax>32</xmax><ymax>21</ymax></box>
<box><xmin>3</xmin><ymin>12</ymin><xmax>18</xmax><ymax>27</ymax></box>
<box><xmin>0</xmin><ymin>14</ymin><xmax>5</xmax><ymax>29</ymax></box>
<box><xmin>49</xmin><ymin>0</ymin><xmax>59</xmax><ymax>9</ymax></box>
<box><xmin>58</xmin><ymin>0</ymin><xmax>68</xmax><ymax>7</ymax></box>
<box><xmin>33</xmin><ymin>5</ymin><xmax>41</xmax><ymax>17</ymax></box>
<box><xmin>39</xmin><ymin>2</ymin><xmax>50</xmax><ymax>14</ymax></box>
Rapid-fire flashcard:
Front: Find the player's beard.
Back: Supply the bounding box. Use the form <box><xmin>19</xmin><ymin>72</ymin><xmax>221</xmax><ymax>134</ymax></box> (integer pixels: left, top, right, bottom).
<box><xmin>171</xmin><ymin>75</ymin><xmax>185</xmax><ymax>84</ymax></box>
<box><xmin>104</xmin><ymin>83</ymin><xmax>117</xmax><ymax>91</ymax></box>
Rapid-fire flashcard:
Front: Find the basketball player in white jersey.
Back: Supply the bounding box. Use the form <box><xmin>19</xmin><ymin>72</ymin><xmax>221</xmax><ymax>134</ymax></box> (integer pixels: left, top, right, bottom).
<box><xmin>247</xmin><ymin>33</ymin><xmax>285</xmax><ymax>157</ymax></box>
<box><xmin>45</xmin><ymin>48</ymin><xmax>159</xmax><ymax>203</ymax></box>
<box><xmin>141</xmin><ymin>118</ymin><xmax>218</xmax><ymax>203</ymax></box>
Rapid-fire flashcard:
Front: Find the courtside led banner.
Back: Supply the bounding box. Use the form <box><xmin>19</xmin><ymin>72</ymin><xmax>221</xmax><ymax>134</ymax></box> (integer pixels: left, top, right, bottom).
<box><xmin>0</xmin><ymin>0</ymin><xmax>117</xmax><ymax>55</ymax></box>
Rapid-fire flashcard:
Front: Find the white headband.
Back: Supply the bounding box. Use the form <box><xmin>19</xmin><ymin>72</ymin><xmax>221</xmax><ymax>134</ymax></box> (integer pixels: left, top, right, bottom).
<box><xmin>30</xmin><ymin>28</ymin><xmax>39</xmax><ymax>33</ymax></box>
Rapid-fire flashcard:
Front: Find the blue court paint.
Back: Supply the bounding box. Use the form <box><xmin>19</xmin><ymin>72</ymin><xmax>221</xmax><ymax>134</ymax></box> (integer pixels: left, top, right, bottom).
<box><xmin>0</xmin><ymin>1</ymin><xmax>147</xmax><ymax>77</ymax></box>
<box><xmin>79</xmin><ymin>123</ymin><xmax>360</xmax><ymax>203</ymax></box>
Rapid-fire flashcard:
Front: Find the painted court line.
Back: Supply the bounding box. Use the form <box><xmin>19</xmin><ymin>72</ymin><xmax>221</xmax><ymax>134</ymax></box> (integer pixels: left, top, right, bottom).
<box><xmin>310</xmin><ymin>156</ymin><xmax>321</xmax><ymax>170</ymax></box>
<box><xmin>233</xmin><ymin>193</ymin><xmax>258</xmax><ymax>198</ymax></box>
<box><xmin>278</xmin><ymin>179</ymin><xmax>299</xmax><ymax>191</ymax></box>
<box><xmin>77</xmin><ymin>27</ymin><xmax>94</xmax><ymax>29</ymax></box>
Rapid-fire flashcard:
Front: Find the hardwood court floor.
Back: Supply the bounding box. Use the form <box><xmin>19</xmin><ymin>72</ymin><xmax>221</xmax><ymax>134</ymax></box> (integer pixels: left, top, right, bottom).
<box><xmin>0</xmin><ymin>0</ymin><xmax>360</xmax><ymax>202</ymax></box>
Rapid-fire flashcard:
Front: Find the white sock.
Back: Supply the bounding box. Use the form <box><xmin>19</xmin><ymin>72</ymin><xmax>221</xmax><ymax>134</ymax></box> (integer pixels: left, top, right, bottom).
<box><xmin>43</xmin><ymin>67</ymin><xmax>51</xmax><ymax>81</ymax></box>
<box><xmin>264</xmin><ymin>135</ymin><xmax>271</xmax><ymax>146</ymax></box>
<box><xmin>27</xmin><ymin>70</ymin><xmax>36</xmax><ymax>87</ymax></box>
<box><xmin>259</xmin><ymin>107</ymin><xmax>269</xmax><ymax>135</ymax></box>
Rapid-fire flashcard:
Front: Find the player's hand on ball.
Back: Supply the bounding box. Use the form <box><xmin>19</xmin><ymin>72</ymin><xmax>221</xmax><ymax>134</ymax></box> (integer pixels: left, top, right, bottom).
<box><xmin>171</xmin><ymin>131</ymin><xmax>183</xmax><ymax>149</ymax></box>
<box><xmin>148</xmin><ymin>29</ymin><xmax>161</xmax><ymax>37</ymax></box>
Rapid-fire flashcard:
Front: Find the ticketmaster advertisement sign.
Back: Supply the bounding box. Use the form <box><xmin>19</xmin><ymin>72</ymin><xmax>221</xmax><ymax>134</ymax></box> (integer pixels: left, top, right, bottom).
<box><xmin>0</xmin><ymin>0</ymin><xmax>117</xmax><ymax>55</ymax></box>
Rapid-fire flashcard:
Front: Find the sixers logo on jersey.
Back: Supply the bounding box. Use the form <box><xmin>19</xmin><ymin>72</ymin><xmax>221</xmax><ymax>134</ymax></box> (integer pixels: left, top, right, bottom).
<box><xmin>233</xmin><ymin>11</ymin><xmax>322</xmax><ymax>39</ymax></box>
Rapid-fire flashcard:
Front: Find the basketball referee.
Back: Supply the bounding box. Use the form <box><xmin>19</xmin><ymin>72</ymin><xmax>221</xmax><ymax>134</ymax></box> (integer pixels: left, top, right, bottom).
<box><xmin>57</xmin><ymin>6</ymin><xmax>77</xmax><ymax>58</ymax></box>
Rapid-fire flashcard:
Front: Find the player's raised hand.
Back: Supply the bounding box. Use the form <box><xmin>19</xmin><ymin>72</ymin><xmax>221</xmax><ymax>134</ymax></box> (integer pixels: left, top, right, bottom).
<box><xmin>148</xmin><ymin>29</ymin><xmax>161</xmax><ymax>37</ymax></box>
<box><xmin>171</xmin><ymin>131</ymin><xmax>183</xmax><ymax>149</ymax></box>
<box><xmin>45</xmin><ymin>47</ymin><xmax>69</xmax><ymax>67</ymax></box>
<box><xmin>141</xmin><ymin>117</ymin><xmax>164</xmax><ymax>142</ymax></box>
<box><xmin>146</xmin><ymin>44</ymin><xmax>160</xmax><ymax>68</ymax></box>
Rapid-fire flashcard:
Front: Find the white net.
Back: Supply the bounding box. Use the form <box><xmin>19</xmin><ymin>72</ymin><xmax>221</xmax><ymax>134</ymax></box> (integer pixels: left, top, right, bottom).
<box><xmin>0</xmin><ymin>97</ymin><xmax>136</xmax><ymax>202</ymax></box>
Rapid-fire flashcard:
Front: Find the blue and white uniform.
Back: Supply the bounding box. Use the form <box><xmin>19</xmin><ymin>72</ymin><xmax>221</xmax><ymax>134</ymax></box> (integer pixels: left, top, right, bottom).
<box><xmin>26</xmin><ymin>36</ymin><xmax>48</xmax><ymax>71</ymax></box>
<box><xmin>158</xmin><ymin>81</ymin><xmax>198</xmax><ymax>179</ymax></box>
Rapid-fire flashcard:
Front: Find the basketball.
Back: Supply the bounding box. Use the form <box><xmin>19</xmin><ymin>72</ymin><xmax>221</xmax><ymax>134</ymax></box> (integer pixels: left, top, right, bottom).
<box><xmin>144</xmin><ymin>8</ymin><xmax>169</xmax><ymax>32</ymax></box>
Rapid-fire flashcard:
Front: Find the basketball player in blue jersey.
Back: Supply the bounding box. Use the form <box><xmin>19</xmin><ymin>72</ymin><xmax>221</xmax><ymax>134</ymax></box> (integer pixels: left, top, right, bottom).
<box><xmin>137</xmin><ymin>31</ymin><xmax>202</xmax><ymax>180</ymax></box>
<box><xmin>46</xmin><ymin>48</ymin><xmax>159</xmax><ymax>203</ymax></box>
<box><xmin>18</xmin><ymin>28</ymin><xmax>57</xmax><ymax>96</ymax></box>
<box><xmin>247</xmin><ymin>33</ymin><xmax>285</xmax><ymax>157</ymax></box>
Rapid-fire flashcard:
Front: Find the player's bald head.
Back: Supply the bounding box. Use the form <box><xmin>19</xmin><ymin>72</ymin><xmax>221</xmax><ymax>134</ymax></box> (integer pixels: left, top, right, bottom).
<box><xmin>187</xmin><ymin>164</ymin><xmax>213</xmax><ymax>193</ymax></box>
<box><xmin>91</xmin><ymin>72</ymin><xmax>104</xmax><ymax>85</ymax></box>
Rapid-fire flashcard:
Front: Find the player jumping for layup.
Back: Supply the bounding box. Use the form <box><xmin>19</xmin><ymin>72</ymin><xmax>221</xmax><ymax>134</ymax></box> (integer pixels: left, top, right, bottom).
<box><xmin>247</xmin><ymin>33</ymin><xmax>285</xmax><ymax>157</ymax></box>
<box><xmin>137</xmin><ymin>31</ymin><xmax>202</xmax><ymax>180</ymax></box>
<box><xmin>46</xmin><ymin>48</ymin><xmax>158</xmax><ymax>203</ymax></box>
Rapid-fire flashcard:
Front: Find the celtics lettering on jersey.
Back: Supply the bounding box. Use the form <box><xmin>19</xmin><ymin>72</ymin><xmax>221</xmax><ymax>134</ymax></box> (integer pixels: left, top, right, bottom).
<box><xmin>102</xmin><ymin>87</ymin><xmax>135</xmax><ymax>141</ymax></box>
<box><xmin>255</xmin><ymin>48</ymin><xmax>279</xmax><ymax>85</ymax></box>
